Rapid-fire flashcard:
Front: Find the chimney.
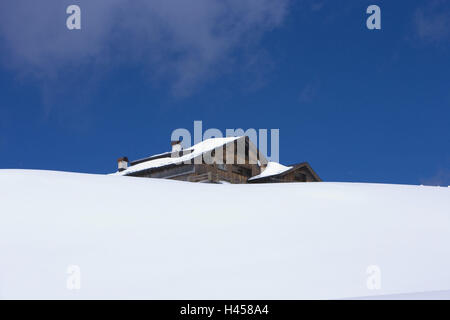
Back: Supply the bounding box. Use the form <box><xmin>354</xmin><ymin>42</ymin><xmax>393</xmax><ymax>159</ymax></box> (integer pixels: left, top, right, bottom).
<box><xmin>171</xmin><ymin>140</ymin><xmax>182</xmax><ymax>153</ymax></box>
<box><xmin>117</xmin><ymin>157</ymin><xmax>129</xmax><ymax>172</ymax></box>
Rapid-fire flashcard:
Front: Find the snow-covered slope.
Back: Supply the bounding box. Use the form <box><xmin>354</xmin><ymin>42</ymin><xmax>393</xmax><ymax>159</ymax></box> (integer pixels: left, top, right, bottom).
<box><xmin>0</xmin><ymin>169</ymin><xmax>449</xmax><ymax>299</ymax></box>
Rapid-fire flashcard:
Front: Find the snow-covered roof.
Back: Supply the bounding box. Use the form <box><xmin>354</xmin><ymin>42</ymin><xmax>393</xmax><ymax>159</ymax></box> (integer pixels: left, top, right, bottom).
<box><xmin>248</xmin><ymin>161</ymin><xmax>292</xmax><ymax>181</ymax></box>
<box><xmin>115</xmin><ymin>136</ymin><xmax>241</xmax><ymax>176</ymax></box>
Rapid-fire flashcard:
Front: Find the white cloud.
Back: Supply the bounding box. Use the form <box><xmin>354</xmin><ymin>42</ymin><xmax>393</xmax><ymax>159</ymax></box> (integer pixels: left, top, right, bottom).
<box><xmin>414</xmin><ymin>0</ymin><xmax>450</xmax><ymax>44</ymax></box>
<box><xmin>0</xmin><ymin>0</ymin><xmax>289</xmax><ymax>95</ymax></box>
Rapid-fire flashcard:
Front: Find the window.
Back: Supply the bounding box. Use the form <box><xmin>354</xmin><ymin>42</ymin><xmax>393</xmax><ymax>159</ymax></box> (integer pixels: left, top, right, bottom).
<box><xmin>233</xmin><ymin>166</ymin><xmax>252</xmax><ymax>177</ymax></box>
<box><xmin>295</xmin><ymin>173</ymin><xmax>306</xmax><ymax>182</ymax></box>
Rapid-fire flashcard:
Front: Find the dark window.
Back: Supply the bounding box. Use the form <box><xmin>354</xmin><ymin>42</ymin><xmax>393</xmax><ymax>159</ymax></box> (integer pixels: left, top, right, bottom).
<box><xmin>233</xmin><ymin>166</ymin><xmax>252</xmax><ymax>177</ymax></box>
<box><xmin>295</xmin><ymin>172</ymin><xmax>307</xmax><ymax>182</ymax></box>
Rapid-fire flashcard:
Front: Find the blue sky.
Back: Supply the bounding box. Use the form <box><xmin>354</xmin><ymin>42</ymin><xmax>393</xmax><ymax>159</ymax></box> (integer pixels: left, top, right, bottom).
<box><xmin>0</xmin><ymin>0</ymin><xmax>449</xmax><ymax>185</ymax></box>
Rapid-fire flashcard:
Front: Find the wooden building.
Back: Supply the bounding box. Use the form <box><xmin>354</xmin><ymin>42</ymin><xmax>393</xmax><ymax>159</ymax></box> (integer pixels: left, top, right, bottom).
<box><xmin>114</xmin><ymin>136</ymin><xmax>321</xmax><ymax>184</ymax></box>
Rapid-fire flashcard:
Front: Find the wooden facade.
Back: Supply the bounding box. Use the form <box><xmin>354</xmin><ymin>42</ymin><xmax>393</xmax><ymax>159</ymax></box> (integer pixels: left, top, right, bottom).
<box><xmin>118</xmin><ymin>136</ymin><xmax>321</xmax><ymax>184</ymax></box>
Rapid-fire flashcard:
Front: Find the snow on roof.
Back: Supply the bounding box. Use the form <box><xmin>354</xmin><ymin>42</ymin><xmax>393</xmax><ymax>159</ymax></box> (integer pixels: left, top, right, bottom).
<box><xmin>115</xmin><ymin>136</ymin><xmax>241</xmax><ymax>176</ymax></box>
<box><xmin>248</xmin><ymin>161</ymin><xmax>292</xmax><ymax>181</ymax></box>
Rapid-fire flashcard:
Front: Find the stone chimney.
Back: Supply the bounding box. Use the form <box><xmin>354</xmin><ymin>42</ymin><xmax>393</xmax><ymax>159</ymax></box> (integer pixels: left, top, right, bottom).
<box><xmin>117</xmin><ymin>157</ymin><xmax>129</xmax><ymax>172</ymax></box>
<box><xmin>171</xmin><ymin>140</ymin><xmax>182</xmax><ymax>153</ymax></box>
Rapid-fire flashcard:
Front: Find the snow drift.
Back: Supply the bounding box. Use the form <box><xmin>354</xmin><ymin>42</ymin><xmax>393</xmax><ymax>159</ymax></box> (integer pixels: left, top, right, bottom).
<box><xmin>0</xmin><ymin>169</ymin><xmax>449</xmax><ymax>299</ymax></box>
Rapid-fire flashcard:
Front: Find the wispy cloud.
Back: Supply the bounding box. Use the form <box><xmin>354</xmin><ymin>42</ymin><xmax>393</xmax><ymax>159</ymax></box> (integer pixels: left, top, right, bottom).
<box><xmin>310</xmin><ymin>2</ymin><xmax>324</xmax><ymax>12</ymax></box>
<box><xmin>413</xmin><ymin>0</ymin><xmax>450</xmax><ymax>44</ymax></box>
<box><xmin>0</xmin><ymin>0</ymin><xmax>289</xmax><ymax>96</ymax></box>
<box><xmin>298</xmin><ymin>79</ymin><xmax>320</xmax><ymax>104</ymax></box>
<box><xmin>420</xmin><ymin>168</ymin><xmax>450</xmax><ymax>187</ymax></box>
